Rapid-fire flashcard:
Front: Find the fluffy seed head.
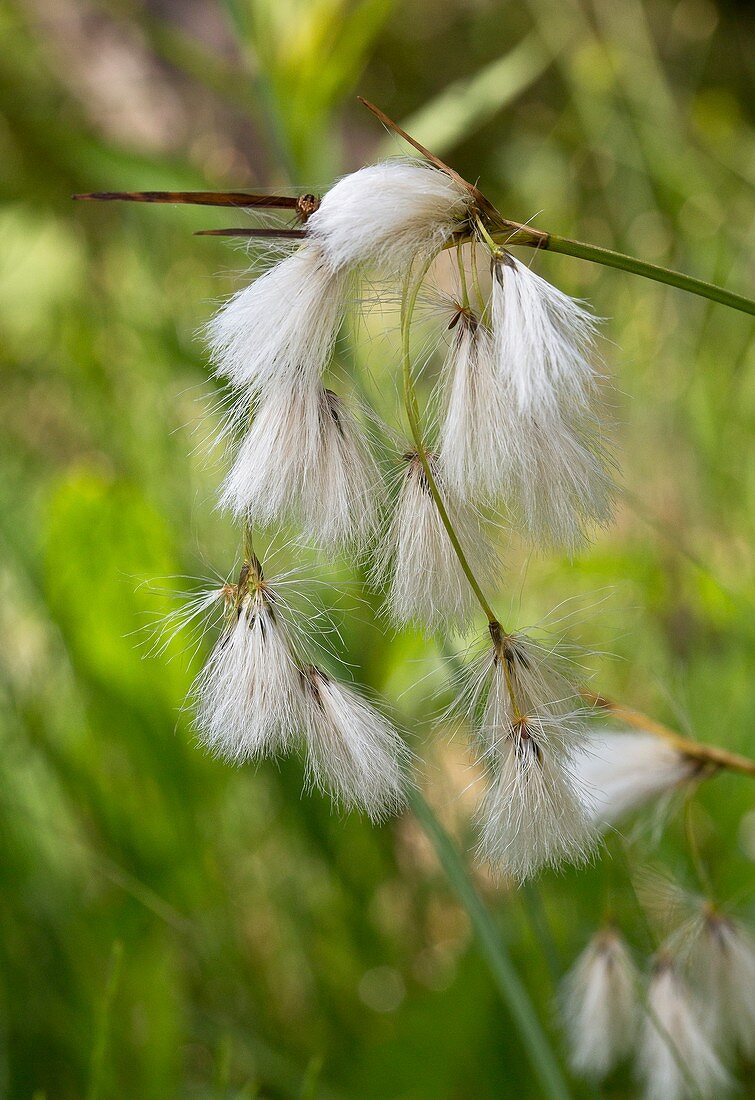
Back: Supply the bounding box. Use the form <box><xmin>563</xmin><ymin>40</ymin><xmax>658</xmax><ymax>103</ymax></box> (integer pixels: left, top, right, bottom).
<box><xmin>477</xmin><ymin>711</ymin><xmax>599</xmax><ymax>881</ymax></box>
<box><xmin>301</xmin><ymin>664</ymin><xmax>411</xmax><ymax>821</ymax></box>
<box><xmin>309</xmin><ymin>160</ymin><xmax>472</xmax><ymax>274</ymax></box>
<box><xmin>491</xmin><ymin>250</ymin><xmax>598</xmax><ymax>413</ymax></box>
<box><xmin>637</xmin><ymin>957</ymin><xmax>730</xmax><ymax>1100</ymax></box>
<box><xmin>437</xmin><ymin>311</ymin><xmax>510</xmax><ymax>501</ymax></box>
<box><xmin>194</xmin><ymin>560</ymin><xmax>304</xmax><ymax>762</ymax></box>
<box><xmin>573</xmin><ymin>731</ymin><xmax>700</xmax><ymax>827</ymax></box>
<box><xmin>468</xmin><ymin>631</ymin><xmax>598</xmax><ymax>881</ymax></box>
<box><xmin>206</xmin><ymin>243</ymin><xmax>348</xmax><ymax>394</ymax></box>
<box><xmin>561</xmin><ymin>927</ymin><xmax>639</xmax><ymax>1078</ymax></box>
<box><xmin>489</xmin><ymin>250</ymin><xmax>614</xmax><ymax>548</ymax></box>
<box><xmin>378</xmin><ymin>451</ymin><xmax>501</xmax><ymax>632</ymax></box>
<box><xmin>221</xmin><ymin>384</ymin><xmax>381</xmax><ymax>551</ymax></box>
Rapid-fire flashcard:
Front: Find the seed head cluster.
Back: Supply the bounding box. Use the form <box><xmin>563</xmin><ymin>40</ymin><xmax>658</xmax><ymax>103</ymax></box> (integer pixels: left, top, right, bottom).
<box><xmin>561</xmin><ymin>887</ymin><xmax>755</xmax><ymax>1098</ymax></box>
<box><xmin>179</xmin><ymin>157</ymin><xmax>701</xmax><ymax>880</ymax></box>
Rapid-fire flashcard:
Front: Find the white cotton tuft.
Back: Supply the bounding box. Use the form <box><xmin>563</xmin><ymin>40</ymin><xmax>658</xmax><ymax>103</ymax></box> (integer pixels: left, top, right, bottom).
<box><xmin>437</xmin><ymin>313</ymin><xmax>509</xmax><ymax>501</ymax></box>
<box><xmin>490</xmin><ymin>250</ymin><xmax>614</xmax><ymax>548</ymax></box>
<box><xmin>220</xmin><ymin>385</ymin><xmax>381</xmax><ymax>551</ymax></box>
<box><xmin>477</xmin><ymin>710</ymin><xmax>599</xmax><ymax>881</ymax></box>
<box><xmin>491</xmin><ymin>250</ymin><xmax>598</xmax><ymax>413</ymax></box>
<box><xmin>194</xmin><ymin>576</ymin><xmax>304</xmax><ymax>763</ymax></box>
<box><xmin>378</xmin><ymin>452</ymin><xmax>500</xmax><ymax>632</ymax></box>
<box><xmin>573</xmin><ymin>731</ymin><xmax>698</xmax><ymax>827</ymax></box>
<box><xmin>468</xmin><ymin>634</ymin><xmax>598</xmax><ymax>881</ymax></box>
<box><xmin>694</xmin><ymin>912</ymin><xmax>755</xmax><ymax>1059</ymax></box>
<box><xmin>560</xmin><ymin>927</ymin><xmax>639</xmax><ymax>1078</ymax></box>
<box><xmin>502</xmin><ymin>405</ymin><xmax>614</xmax><ymax>550</ymax></box>
<box><xmin>205</xmin><ymin>244</ymin><xmax>348</xmax><ymax>393</ymax></box>
<box><xmin>309</xmin><ymin>160</ymin><xmax>471</xmax><ymax>274</ymax></box>
<box><xmin>301</xmin><ymin>665</ymin><xmax>411</xmax><ymax>821</ymax></box>
<box><xmin>638</xmin><ymin>959</ymin><xmax>730</xmax><ymax>1100</ymax></box>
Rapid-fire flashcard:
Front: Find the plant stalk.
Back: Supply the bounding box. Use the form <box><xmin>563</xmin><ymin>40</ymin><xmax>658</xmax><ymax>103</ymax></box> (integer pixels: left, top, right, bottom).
<box><xmin>410</xmin><ymin>792</ymin><xmax>572</xmax><ymax>1100</ymax></box>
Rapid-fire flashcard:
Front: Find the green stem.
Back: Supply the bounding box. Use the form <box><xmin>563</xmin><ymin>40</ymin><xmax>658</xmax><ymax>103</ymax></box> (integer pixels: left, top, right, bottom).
<box><xmin>486</xmin><ymin>227</ymin><xmax>755</xmax><ymax>316</ymax></box>
<box><xmin>522</xmin><ymin>883</ymin><xmax>561</xmax><ymax>989</ymax></box>
<box><xmin>410</xmin><ymin>792</ymin><xmax>571</xmax><ymax>1100</ymax></box>
<box><xmin>400</xmin><ymin>263</ymin><xmax>499</xmax><ymax>626</ymax></box>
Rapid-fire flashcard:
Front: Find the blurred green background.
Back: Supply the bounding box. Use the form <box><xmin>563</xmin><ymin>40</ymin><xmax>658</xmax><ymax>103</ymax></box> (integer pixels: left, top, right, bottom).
<box><xmin>0</xmin><ymin>0</ymin><xmax>753</xmax><ymax>1096</ymax></box>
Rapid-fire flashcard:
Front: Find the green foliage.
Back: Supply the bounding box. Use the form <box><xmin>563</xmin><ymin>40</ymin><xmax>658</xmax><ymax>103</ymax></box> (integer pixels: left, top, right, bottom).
<box><xmin>0</xmin><ymin>0</ymin><xmax>753</xmax><ymax>1096</ymax></box>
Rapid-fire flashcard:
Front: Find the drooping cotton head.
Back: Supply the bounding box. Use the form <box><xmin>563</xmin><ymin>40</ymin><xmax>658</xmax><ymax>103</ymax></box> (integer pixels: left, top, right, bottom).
<box><xmin>206</xmin><ymin>243</ymin><xmax>349</xmax><ymax>394</ymax></box>
<box><xmin>573</xmin><ymin>731</ymin><xmax>700</xmax><ymax>828</ymax></box>
<box><xmin>637</xmin><ymin>957</ymin><xmax>730</xmax><ymax>1100</ymax></box>
<box><xmin>194</xmin><ymin>558</ymin><xmax>306</xmax><ymax>763</ymax></box>
<box><xmin>437</xmin><ymin>311</ymin><xmax>510</xmax><ymax>501</ymax></box>
<box><xmin>490</xmin><ymin>249</ymin><xmax>598</xmax><ymax>414</ymax></box>
<box><xmin>220</xmin><ymin>384</ymin><xmax>381</xmax><ymax>552</ymax></box>
<box><xmin>300</xmin><ymin>664</ymin><xmax>411</xmax><ymax>821</ymax></box>
<box><xmin>488</xmin><ymin>249</ymin><xmax>614</xmax><ymax>548</ymax></box>
<box><xmin>691</xmin><ymin>910</ymin><xmax>755</xmax><ymax>1060</ymax></box>
<box><xmin>477</xmin><ymin>711</ymin><xmax>599</xmax><ymax>881</ymax></box>
<box><xmin>560</xmin><ymin>926</ymin><xmax>639</xmax><ymax>1078</ymax></box>
<box><xmin>309</xmin><ymin>160</ymin><xmax>472</xmax><ymax>274</ymax></box>
<box><xmin>377</xmin><ymin>451</ymin><xmax>501</xmax><ymax>632</ymax></box>
<box><xmin>299</xmin><ymin>389</ymin><xmax>383</xmax><ymax>552</ymax></box>
<box><xmin>467</xmin><ymin>630</ymin><xmax>598</xmax><ymax>881</ymax></box>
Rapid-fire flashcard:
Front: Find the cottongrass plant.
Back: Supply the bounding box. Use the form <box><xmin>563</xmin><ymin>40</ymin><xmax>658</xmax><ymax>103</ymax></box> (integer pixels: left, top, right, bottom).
<box><xmin>560</xmin><ymin>926</ymin><xmax>639</xmax><ymax>1078</ymax></box>
<box><xmin>194</xmin><ymin>556</ymin><xmax>304</xmax><ymax>762</ymax></box>
<box><xmin>80</xmin><ymin>96</ymin><xmax>755</xmax><ymax>1099</ymax></box>
<box><xmin>206</xmin><ymin>242</ymin><xmax>349</xmax><ymax>395</ymax></box>
<box><xmin>134</xmin><ymin>134</ymin><xmax>752</xmax><ymax>884</ymax></box>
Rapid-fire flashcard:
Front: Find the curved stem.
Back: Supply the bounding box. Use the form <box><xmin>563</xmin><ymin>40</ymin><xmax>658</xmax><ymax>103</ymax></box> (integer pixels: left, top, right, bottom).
<box><xmin>409</xmin><ymin>792</ymin><xmax>572</xmax><ymax>1100</ymax></box>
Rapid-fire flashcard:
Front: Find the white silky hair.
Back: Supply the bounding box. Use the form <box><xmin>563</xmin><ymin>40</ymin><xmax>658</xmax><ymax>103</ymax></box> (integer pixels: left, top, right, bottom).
<box><xmin>220</xmin><ymin>384</ymin><xmax>381</xmax><ymax>551</ymax></box>
<box><xmin>491</xmin><ymin>250</ymin><xmax>598</xmax><ymax>413</ymax></box>
<box><xmin>194</xmin><ymin>583</ymin><xmax>304</xmax><ymax>763</ymax></box>
<box><xmin>490</xmin><ymin>250</ymin><xmax>614</xmax><ymax>548</ymax></box>
<box><xmin>573</xmin><ymin>731</ymin><xmax>697</xmax><ymax>826</ymax></box>
<box><xmin>308</xmin><ymin>160</ymin><xmax>471</xmax><ymax>274</ymax></box>
<box><xmin>476</xmin><ymin>709</ymin><xmax>599</xmax><ymax>881</ymax></box>
<box><xmin>205</xmin><ymin>243</ymin><xmax>349</xmax><ymax>394</ymax></box>
<box><xmin>377</xmin><ymin>452</ymin><xmax>501</xmax><ymax>632</ymax></box>
<box><xmin>437</xmin><ymin>314</ymin><xmax>510</xmax><ymax>501</ymax></box>
<box><xmin>502</xmin><ymin>405</ymin><xmax>614</xmax><ymax>551</ymax></box>
<box><xmin>560</xmin><ymin>927</ymin><xmax>639</xmax><ymax>1078</ymax></box>
<box><xmin>468</xmin><ymin>638</ymin><xmax>599</xmax><ymax>881</ymax></box>
<box><xmin>693</xmin><ymin>913</ymin><xmax>755</xmax><ymax>1060</ymax></box>
<box><xmin>638</xmin><ymin>960</ymin><xmax>730</xmax><ymax>1100</ymax></box>
<box><xmin>301</xmin><ymin>665</ymin><xmax>411</xmax><ymax>821</ymax></box>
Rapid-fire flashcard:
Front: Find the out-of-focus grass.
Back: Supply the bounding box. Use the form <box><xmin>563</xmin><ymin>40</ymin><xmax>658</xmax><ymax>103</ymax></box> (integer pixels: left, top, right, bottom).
<box><xmin>0</xmin><ymin>0</ymin><xmax>753</xmax><ymax>1096</ymax></box>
